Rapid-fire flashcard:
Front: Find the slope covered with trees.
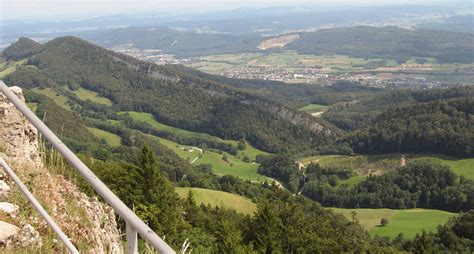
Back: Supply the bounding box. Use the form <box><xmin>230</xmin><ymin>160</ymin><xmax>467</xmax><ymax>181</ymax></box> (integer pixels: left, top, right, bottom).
<box><xmin>285</xmin><ymin>26</ymin><xmax>474</xmax><ymax>63</ymax></box>
<box><xmin>347</xmin><ymin>97</ymin><xmax>474</xmax><ymax>157</ymax></box>
<box><xmin>2</xmin><ymin>36</ymin><xmax>337</xmax><ymax>154</ymax></box>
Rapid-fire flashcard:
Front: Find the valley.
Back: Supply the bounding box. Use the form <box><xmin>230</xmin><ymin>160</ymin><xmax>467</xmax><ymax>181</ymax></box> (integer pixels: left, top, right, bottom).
<box><xmin>0</xmin><ymin>24</ymin><xmax>472</xmax><ymax>252</ymax></box>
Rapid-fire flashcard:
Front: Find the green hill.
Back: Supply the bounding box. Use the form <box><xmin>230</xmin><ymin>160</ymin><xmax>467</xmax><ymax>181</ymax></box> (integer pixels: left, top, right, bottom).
<box><xmin>285</xmin><ymin>26</ymin><xmax>474</xmax><ymax>63</ymax></box>
<box><xmin>3</xmin><ymin>36</ymin><xmax>336</xmax><ymax>154</ymax></box>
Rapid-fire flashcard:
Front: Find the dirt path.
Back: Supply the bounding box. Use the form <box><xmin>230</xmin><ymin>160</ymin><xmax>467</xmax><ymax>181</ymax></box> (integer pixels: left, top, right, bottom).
<box><xmin>189</xmin><ymin>147</ymin><xmax>203</xmax><ymax>164</ymax></box>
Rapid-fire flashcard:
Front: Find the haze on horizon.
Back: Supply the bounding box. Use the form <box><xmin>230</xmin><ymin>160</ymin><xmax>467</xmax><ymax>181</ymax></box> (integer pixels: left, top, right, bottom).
<box><xmin>1</xmin><ymin>0</ymin><xmax>471</xmax><ymax>20</ymax></box>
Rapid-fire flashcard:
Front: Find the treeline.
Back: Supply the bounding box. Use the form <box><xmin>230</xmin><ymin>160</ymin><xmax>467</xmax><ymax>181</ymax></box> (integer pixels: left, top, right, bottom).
<box><xmin>302</xmin><ymin>160</ymin><xmax>474</xmax><ymax>212</ymax></box>
<box><xmin>347</xmin><ymin>97</ymin><xmax>474</xmax><ymax>157</ymax></box>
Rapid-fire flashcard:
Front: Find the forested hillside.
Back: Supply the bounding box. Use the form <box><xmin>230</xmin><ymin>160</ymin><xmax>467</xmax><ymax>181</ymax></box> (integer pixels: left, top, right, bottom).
<box><xmin>83</xmin><ymin>27</ymin><xmax>260</xmax><ymax>57</ymax></box>
<box><xmin>285</xmin><ymin>26</ymin><xmax>474</xmax><ymax>63</ymax></box>
<box><xmin>2</xmin><ymin>36</ymin><xmax>336</xmax><ymax>154</ymax></box>
<box><xmin>347</xmin><ymin>97</ymin><xmax>473</xmax><ymax>157</ymax></box>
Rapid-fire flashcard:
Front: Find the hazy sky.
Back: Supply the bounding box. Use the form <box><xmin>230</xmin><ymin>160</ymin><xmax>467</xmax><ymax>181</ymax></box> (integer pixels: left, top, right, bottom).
<box><xmin>0</xmin><ymin>0</ymin><xmax>467</xmax><ymax>19</ymax></box>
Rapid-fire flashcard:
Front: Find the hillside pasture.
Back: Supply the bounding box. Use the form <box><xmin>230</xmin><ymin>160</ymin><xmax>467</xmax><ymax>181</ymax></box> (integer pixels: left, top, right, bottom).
<box><xmin>331</xmin><ymin>208</ymin><xmax>455</xmax><ymax>239</ymax></box>
<box><xmin>175</xmin><ymin>187</ymin><xmax>257</xmax><ymax>215</ymax></box>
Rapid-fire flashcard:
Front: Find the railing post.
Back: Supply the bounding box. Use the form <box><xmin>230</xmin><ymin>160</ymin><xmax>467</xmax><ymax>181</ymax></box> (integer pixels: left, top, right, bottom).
<box><xmin>126</xmin><ymin>222</ymin><xmax>138</xmax><ymax>254</ymax></box>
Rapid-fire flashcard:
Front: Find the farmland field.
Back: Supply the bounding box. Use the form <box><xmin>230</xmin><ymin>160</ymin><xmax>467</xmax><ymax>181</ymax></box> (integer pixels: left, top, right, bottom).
<box><xmin>175</xmin><ymin>187</ymin><xmax>257</xmax><ymax>215</ymax></box>
<box><xmin>331</xmin><ymin>208</ymin><xmax>455</xmax><ymax>239</ymax></box>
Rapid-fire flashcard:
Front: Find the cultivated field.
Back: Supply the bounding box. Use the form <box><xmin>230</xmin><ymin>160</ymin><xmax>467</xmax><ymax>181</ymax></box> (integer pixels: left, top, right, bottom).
<box><xmin>331</xmin><ymin>208</ymin><xmax>455</xmax><ymax>239</ymax></box>
<box><xmin>175</xmin><ymin>187</ymin><xmax>257</xmax><ymax>215</ymax></box>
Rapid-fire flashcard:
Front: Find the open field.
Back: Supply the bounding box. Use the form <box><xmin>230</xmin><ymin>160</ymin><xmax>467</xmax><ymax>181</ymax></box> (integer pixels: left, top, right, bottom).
<box><xmin>410</xmin><ymin>155</ymin><xmax>474</xmax><ymax>180</ymax></box>
<box><xmin>123</xmin><ymin>111</ymin><xmax>222</xmax><ymax>141</ymax></box>
<box><xmin>175</xmin><ymin>187</ymin><xmax>257</xmax><ymax>215</ymax></box>
<box><xmin>86</xmin><ymin>127</ymin><xmax>121</xmax><ymax>147</ymax></box>
<box><xmin>0</xmin><ymin>60</ymin><xmax>26</xmax><ymax>78</ymax></box>
<box><xmin>31</xmin><ymin>87</ymin><xmax>71</xmax><ymax>110</ymax></box>
<box><xmin>72</xmin><ymin>87</ymin><xmax>112</xmax><ymax>105</ymax></box>
<box><xmin>300</xmin><ymin>153</ymin><xmax>474</xmax><ymax>186</ymax></box>
<box><xmin>299</xmin><ymin>104</ymin><xmax>329</xmax><ymax>113</ymax></box>
<box><xmin>300</xmin><ymin>154</ymin><xmax>401</xmax><ymax>175</ymax></box>
<box><xmin>148</xmin><ymin>135</ymin><xmax>265</xmax><ymax>181</ymax></box>
<box><xmin>331</xmin><ymin>208</ymin><xmax>455</xmax><ymax>239</ymax></box>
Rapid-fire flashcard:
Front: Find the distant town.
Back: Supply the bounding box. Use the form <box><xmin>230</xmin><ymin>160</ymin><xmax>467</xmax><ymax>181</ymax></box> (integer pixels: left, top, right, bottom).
<box><xmin>111</xmin><ymin>44</ymin><xmax>473</xmax><ymax>89</ymax></box>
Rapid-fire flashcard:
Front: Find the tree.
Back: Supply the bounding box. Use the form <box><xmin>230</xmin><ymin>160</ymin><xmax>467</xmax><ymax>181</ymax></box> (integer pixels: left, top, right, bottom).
<box><xmin>380</xmin><ymin>218</ymin><xmax>389</xmax><ymax>227</ymax></box>
<box><xmin>135</xmin><ymin>145</ymin><xmax>182</xmax><ymax>243</ymax></box>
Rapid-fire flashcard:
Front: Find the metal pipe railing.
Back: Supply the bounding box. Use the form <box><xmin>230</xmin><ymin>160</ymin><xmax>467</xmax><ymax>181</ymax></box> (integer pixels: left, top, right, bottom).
<box><xmin>0</xmin><ymin>158</ymin><xmax>80</xmax><ymax>254</ymax></box>
<box><xmin>0</xmin><ymin>81</ymin><xmax>176</xmax><ymax>254</ymax></box>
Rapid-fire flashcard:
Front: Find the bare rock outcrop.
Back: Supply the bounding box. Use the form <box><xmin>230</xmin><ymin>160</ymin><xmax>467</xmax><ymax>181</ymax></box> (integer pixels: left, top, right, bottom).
<box><xmin>0</xmin><ymin>86</ymin><xmax>122</xmax><ymax>253</ymax></box>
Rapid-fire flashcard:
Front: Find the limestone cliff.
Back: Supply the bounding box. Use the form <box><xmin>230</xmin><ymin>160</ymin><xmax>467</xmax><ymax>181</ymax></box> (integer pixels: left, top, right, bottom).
<box><xmin>0</xmin><ymin>86</ymin><xmax>122</xmax><ymax>253</ymax></box>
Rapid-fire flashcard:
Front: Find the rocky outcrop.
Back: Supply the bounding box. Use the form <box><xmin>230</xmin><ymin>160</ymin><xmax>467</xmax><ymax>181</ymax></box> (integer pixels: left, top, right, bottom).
<box><xmin>0</xmin><ymin>86</ymin><xmax>41</xmax><ymax>165</ymax></box>
<box><xmin>0</xmin><ymin>86</ymin><xmax>122</xmax><ymax>253</ymax></box>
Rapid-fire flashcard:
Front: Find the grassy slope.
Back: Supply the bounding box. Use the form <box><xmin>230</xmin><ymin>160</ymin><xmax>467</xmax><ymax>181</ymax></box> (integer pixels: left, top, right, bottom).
<box><xmin>332</xmin><ymin>208</ymin><xmax>455</xmax><ymax>239</ymax></box>
<box><xmin>411</xmin><ymin>155</ymin><xmax>474</xmax><ymax>180</ymax></box>
<box><xmin>72</xmin><ymin>87</ymin><xmax>112</xmax><ymax>105</ymax></box>
<box><xmin>124</xmin><ymin>111</ymin><xmax>222</xmax><ymax>141</ymax></box>
<box><xmin>31</xmin><ymin>87</ymin><xmax>71</xmax><ymax>110</ymax></box>
<box><xmin>86</xmin><ymin>127</ymin><xmax>121</xmax><ymax>147</ymax></box>
<box><xmin>299</xmin><ymin>104</ymin><xmax>329</xmax><ymax>113</ymax></box>
<box><xmin>0</xmin><ymin>60</ymin><xmax>26</xmax><ymax>78</ymax></box>
<box><xmin>175</xmin><ymin>187</ymin><xmax>257</xmax><ymax>215</ymax></box>
<box><xmin>125</xmin><ymin>111</ymin><xmax>269</xmax><ymax>181</ymax></box>
<box><xmin>147</xmin><ymin>135</ymin><xmax>264</xmax><ymax>181</ymax></box>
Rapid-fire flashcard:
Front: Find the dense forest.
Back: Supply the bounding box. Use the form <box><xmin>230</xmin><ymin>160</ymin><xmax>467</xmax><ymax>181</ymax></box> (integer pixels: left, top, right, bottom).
<box><xmin>347</xmin><ymin>97</ymin><xmax>474</xmax><ymax>157</ymax></box>
<box><xmin>285</xmin><ymin>26</ymin><xmax>474</xmax><ymax>63</ymax></box>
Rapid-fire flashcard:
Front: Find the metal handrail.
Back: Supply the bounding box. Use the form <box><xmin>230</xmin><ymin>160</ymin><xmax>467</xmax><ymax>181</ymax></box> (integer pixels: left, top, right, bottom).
<box><xmin>0</xmin><ymin>158</ymin><xmax>79</xmax><ymax>254</ymax></box>
<box><xmin>0</xmin><ymin>81</ymin><xmax>176</xmax><ymax>254</ymax></box>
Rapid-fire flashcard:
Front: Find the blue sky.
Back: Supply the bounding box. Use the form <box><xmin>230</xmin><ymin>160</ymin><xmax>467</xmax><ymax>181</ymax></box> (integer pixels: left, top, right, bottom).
<box><xmin>1</xmin><ymin>0</ymin><xmax>469</xmax><ymax>19</ymax></box>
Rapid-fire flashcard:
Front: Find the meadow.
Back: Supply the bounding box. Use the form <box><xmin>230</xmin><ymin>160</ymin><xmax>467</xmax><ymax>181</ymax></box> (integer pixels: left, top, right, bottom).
<box><xmin>86</xmin><ymin>127</ymin><xmax>121</xmax><ymax>147</ymax></box>
<box><xmin>175</xmin><ymin>187</ymin><xmax>257</xmax><ymax>215</ymax></box>
<box><xmin>72</xmin><ymin>87</ymin><xmax>112</xmax><ymax>105</ymax></box>
<box><xmin>31</xmin><ymin>87</ymin><xmax>71</xmax><ymax>110</ymax></box>
<box><xmin>331</xmin><ymin>208</ymin><xmax>455</xmax><ymax>239</ymax></box>
<box><xmin>299</xmin><ymin>104</ymin><xmax>329</xmax><ymax>113</ymax></box>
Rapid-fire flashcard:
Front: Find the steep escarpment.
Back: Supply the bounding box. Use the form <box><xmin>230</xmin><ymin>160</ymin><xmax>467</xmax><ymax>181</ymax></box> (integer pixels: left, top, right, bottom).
<box><xmin>0</xmin><ymin>87</ymin><xmax>122</xmax><ymax>253</ymax></box>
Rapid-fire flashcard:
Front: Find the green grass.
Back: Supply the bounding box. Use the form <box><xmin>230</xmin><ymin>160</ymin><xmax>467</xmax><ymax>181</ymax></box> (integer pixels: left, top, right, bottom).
<box><xmin>147</xmin><ymin>135</ymin><xmax>265</xmax><ymax>181</ymax></box>
<box><xmin>175</xmin><ymin>187</ymin><xmax>257</xmax><ymax>215</ymax></box>
<box><xmin>124</xmin><ymin>111</ymin><xmax>269</xmax><ymax>160</ymax></box>
<box><xmin>299</xmin><ymin>104</ymin><xmax>329</xmax><ymax>113</ymax></box>
<box><xmin>31</xmin><ymin>87</ymin><xmax>71</xmax><ymax>110</ymax></box>
<box><xmin>411</xmin><ymin>155</ymin><xmax>474</xmax><ymax>180</ymax></box>
<box><xmin>72</xmin><ymin>87</ymin><xmax>112</xmax><ymax>105</ymax></box>
<box><xmin>86</xmin><ymin>127</ymin><xmax>121</xmax><ymax>147</ymax></box>
<box><xmin>123</xmin><ymin>111</ymin><xmax>223</xmax><ymax>141</ymax></box>
<box><xmin>331</xmin><ymin>208</ymin><xmax>455</xmax><ymax>239</ymax></box>
<box><xmin>0</xmin><ymin>60</ymin><xmax>26</xmax><ymax>78</ymax></box>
